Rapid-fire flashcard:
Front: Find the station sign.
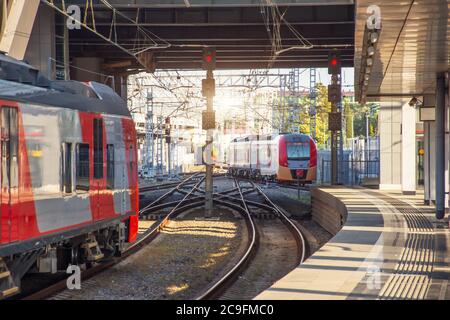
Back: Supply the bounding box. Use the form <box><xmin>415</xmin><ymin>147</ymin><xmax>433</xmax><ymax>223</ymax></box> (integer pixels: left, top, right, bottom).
<box><xmin>420</xmin><ymin>107</ymin><xmax>435</xmax><ymax>122</ymax></box>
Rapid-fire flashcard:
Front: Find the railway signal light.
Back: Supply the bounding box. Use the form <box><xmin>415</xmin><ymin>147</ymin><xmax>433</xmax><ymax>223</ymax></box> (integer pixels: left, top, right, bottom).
<box><xmin>328</xmin><ymin>52</ymin><xmax>341</xmax><ymax>75</ymax></box>
<box><xmin>328</xmin><ymin>84</ymin><xmax>342</xmax><ymax>104</ymax></box>
<box><xmin>202</xmin><ymin>47</ymin><xmax>216</xmax><ymax>70</ymax></box>
<box><xmin>165</xmin><ymin>117</ymin><xmax>171</xmax><ymax>143</ymax></box>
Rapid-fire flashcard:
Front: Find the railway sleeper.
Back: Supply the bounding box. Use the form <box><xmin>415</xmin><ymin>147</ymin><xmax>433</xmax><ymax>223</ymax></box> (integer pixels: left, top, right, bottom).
<box><xmin>253</xmin><ymin>212</ymin><xmax>277</xmax><ymax>220</ymax></box>
<box><xmin>143</xmin><ymin>214</ymin><xmax>166</xmax><ymax>221</ymax></box>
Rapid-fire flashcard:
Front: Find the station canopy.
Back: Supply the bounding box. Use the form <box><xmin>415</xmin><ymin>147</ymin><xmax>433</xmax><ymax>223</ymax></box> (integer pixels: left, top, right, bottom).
<box><xmin>355</xmin><ymin>0</ymin><xmax>449</xmax><ymax>102</ymax></box>
<box><xmin>62</xmin><ymin>0</ymin><xmax>355</xmax><ymax>71</ymax></box>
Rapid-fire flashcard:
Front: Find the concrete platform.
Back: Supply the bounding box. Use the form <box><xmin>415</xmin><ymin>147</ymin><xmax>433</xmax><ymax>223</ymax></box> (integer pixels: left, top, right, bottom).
<box><xmin>256</xmin><ymin>188</ymin><xmax>450</xmax><ymax>300</ymax></box>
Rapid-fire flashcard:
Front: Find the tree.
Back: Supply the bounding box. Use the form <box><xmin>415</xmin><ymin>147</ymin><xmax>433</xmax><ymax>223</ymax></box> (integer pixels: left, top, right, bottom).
<box><xmin>351</xmin><ymin>103</ymin><xmax>379</xmax><ymax>138</ymax></box>
<box><xmin>344</xmin><ymin>98</ymin><xmax>354</xmax><ymax>140</ymax></box>
<box><xmin>270</xmin><ymin>82</ymin><xmax>379</xmax><ymax>149</ymax></box>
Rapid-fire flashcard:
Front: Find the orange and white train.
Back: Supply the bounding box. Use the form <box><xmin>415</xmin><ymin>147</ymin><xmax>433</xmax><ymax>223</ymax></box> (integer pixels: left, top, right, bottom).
<box><xmin>228</xmin><ymin>133</ymin><xmax>317</xmax><ymax>183</ymax></box>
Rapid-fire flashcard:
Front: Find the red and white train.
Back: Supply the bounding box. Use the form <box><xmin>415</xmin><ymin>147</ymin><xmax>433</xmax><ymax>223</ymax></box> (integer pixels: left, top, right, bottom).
<box><xmin>227</xmin><ymin>133</ymin><xmax>317</xmax><ymax>183</ymax></box>
<box><xmin>0</xmin><ymin>55</ymin><xmax>138</xmax><ymax>298</ymax></box>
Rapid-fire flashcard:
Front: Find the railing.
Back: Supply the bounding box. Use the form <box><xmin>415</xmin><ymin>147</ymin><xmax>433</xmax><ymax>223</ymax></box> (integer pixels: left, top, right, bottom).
<box><xmin>320</xmin><ymin>159</ymin><xmax>380</xmax><ymax>186</ymax></box>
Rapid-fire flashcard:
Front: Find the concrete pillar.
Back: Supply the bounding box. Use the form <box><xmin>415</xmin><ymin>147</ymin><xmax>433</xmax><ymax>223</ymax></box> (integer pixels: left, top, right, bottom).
<box><xmin>436</xmin><ymin>72</ymin><xmax>446</xmax><ymax>219</ymax></box>
<box><xmin>424</xmin><ymin>121</ymin><xmax>436</xmax><ymax>204</ymax></box>
<box><xmin>24</xmin><ymin>5</ymin><xmax>56</xmax><ymax>78</ymax></box>
<box><xmin>121</xmin><ymin>75</ymin><xmax>128</xmax><ymax>101</ymax></box>
<box><xmin>0</xmin><ymin>0</ymin><xmax>40</xmax><ymax>60</ymax></box>
<box><xmin>401</xmin><ymin>102</ymin><xmax>416</xmax><ymax>194</ymax></box>
<box><xmin>63</xmin><ymin>17</ymin><xmax>70</xmax><ymax>80</ymax></box>
<box><xmin>113</xmin><ymin>74</ymin><xmax>128</xmax><ymax>101</ymax></box>
<box><xmin>446</xmin><ymin>121</ymin><xmax>449</xmax><ymax>211</ymax></box>
<box><xmin>379</xmin><ymin>101</ymin><xmax>402</xmax><ymax>190</ymax></box>
<box><xmin>71</xmin><ymin>57</ymin><xmax>104</xmax><ymax>83</ymax></box>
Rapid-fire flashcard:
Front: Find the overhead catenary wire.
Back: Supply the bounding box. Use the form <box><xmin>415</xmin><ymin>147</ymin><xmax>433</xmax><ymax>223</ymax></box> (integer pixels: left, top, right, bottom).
<box><xmin>259</xmin><ymin>0</ymin><xmax>313</xmax><ymax>68</ymax></box>
<box><xmin>43</xmin><ymin>0</ymin><xmax>171</xmax><ymax>68</ymax></box>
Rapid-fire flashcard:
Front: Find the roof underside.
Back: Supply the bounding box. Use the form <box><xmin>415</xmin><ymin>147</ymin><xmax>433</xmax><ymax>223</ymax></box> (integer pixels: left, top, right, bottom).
<box><xmin>63</xmin><ymin>1</ymin><xmax>355</xmax><ymax>71</ymax></box>
<box><xmin>355</xmin><ymin>0</ymin><xmax>449</xmax><ymax>102</ymax></box>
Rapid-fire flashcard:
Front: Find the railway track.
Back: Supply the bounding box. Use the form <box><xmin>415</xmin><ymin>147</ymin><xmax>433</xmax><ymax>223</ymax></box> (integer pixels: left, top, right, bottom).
<box><xmin>139</xmin><ymin>172</ymin><xmax>227</xmax><ymax>193</ymax></box>
<box><xmin>22</xmin><ymin>173</ymin><xmax>237</xmax><ymax>300</ymax></box>
<box><xmin>139</xmin><ymin>172</ymin><xmax>312</xmax><ymax>193</ymax></box>
<box><xmin>195</xmin><ymin>178</ymin><xmax>306</xmax><ymax>300</ymax></box>
<box><xmin>139</xmin><ymin>173</ymin><xmax>201</xmax><ymax>193</ymax></box>
<box><xmin>227</xmin><ymin>175</ymin><xmax>311</xmax><ymax>192</ymax></box>
<box><xmin>23</xmin><ymin>174</ymin><xmax>306</xmax><ymax>300</ymax></box>
<box><xmin>23</xmin><ymin>173</ymin><xmax>209</xmax><ymax>300</ymax></box>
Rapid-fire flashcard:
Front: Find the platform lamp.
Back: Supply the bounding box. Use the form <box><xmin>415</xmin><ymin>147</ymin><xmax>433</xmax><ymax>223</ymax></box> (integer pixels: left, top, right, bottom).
<box><xmin>358</xmin><ymin>26</ymin><xmax>381</xmax><ymax>105</ymax></box>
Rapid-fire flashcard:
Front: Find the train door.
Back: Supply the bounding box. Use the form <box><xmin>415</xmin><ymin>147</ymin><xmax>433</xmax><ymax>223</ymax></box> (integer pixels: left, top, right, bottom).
<box><xmin>92</xmin><ymin>117</ymin><xmax>104</xmax><ymax>221</ymax></box>
<box><xmin>0</xmin><ymin>106</ymin><xmax>18</xmax><ymax>244</ymax></box>
<box><xmin>126</xmin><ymin>141</ymin><xmax>136</xmax><ymax>214</ymax></box>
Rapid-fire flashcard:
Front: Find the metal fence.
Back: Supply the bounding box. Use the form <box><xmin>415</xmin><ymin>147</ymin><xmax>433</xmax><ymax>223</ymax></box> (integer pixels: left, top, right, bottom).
<box><xmin>319</xmin><ymin>158</ymin><xmax>380</xmax><ymax>186</ymax></box>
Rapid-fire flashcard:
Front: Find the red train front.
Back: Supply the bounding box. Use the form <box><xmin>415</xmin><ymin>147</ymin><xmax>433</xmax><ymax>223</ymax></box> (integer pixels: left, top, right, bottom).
<box><xmin>0</xmin><ymin>55</ymin><xmax>139</xmax><ymax>299</ymax></box>
<box><xmin>277</xmin><ymin>134</ymin><xmax>317</xmax><ymax>183</ymax></box>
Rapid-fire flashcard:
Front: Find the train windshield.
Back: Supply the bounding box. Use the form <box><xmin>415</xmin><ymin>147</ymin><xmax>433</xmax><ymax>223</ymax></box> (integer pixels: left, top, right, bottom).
<box><xmin>287</xmin><ymin>142</ymin><xmax>310</xmax><ymax>160</ymax></box>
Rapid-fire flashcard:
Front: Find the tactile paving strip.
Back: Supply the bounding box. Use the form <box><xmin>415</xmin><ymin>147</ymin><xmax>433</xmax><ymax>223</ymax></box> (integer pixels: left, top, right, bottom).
<box><xmin>367</xmin><ymin>192</ymin><xmax>434</xmax><ymax>300</ymax></box>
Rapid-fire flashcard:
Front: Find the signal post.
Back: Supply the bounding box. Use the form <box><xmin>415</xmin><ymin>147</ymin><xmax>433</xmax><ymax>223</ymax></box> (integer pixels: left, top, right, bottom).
<box><xmin>202</xmin><ymin>47</ymin><xmax>216</xmax><ymax>217</ymax></box>
<box><xmin>328</xmin><ymin>51</ymin><xmax>342</xmax><ymax>185</ymax></box>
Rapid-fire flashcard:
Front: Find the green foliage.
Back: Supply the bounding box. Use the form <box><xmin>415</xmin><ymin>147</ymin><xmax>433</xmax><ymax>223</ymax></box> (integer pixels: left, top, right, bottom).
<box><xmin>351</xmin><ymin>103</ymin><xmax>379</xmax><ymax>138</ymax></box>
<box><xmin>271</xmin><ymin>83</ymin><xmax>379</xmax><ymax>149</ymax></box>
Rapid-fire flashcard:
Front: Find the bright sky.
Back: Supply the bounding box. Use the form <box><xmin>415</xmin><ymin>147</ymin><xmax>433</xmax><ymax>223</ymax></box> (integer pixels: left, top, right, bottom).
<box><xmin>212</xmin><ymin>67</ymin><xmax>355</xmax><ymax>116</ymax></box>
<box><xmin>129</xmin><ymin>67</ymin><xmax>355</xmax><ymax>125</ymax></box>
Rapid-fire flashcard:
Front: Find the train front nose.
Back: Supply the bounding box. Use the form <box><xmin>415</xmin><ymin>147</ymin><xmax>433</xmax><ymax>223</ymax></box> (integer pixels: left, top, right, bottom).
<box><xmin>279</xmin><ymin>134</ymin><xmax>316</xmax><ymax>182</ymax></box>
<box><xmin>289</xmin><ymin>161</ymin><xmax>309</xmax><ymax>180</ymax></box>
<box><xmin>292</xmin><ymin>169</ymin><xmax>306</xmax><ymax>180</ymax></box>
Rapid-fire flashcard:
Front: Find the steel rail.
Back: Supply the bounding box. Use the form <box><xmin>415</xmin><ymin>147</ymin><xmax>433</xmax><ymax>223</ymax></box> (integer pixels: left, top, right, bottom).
<box><xmin>252</xmin><ymin>182</ymin><xmax>306</xmax><ymax>264</ymax></box>
<box><xmin>195</xmin><ymin>178</ymin><xmax>258</xmax><ymax>300</ymax></box>
<box><xmin>231</xmin><ymin>175</ymin><xmax>311</xmax><ymax>191</ymax></box>
<box><xmin>130</xmin><ymin>176</ymin><xmax>206</xmax><ymax>252</ymax></box>
<box><xmin>179</xmin><ymin>186</ymin><xmax>275</xmax><ymax>212</ymax></box>
<box><xmin>139</xmin><ymin>181</ymin><xmax>196</xmax><ymax>192</ymax></box>
<box><xmin>139</xmin><ymin>172</ymin><xmax>202</xmax><ymax>215</ymax></box>
<box><xmin>196</xmin><ymin>178</ymin><xmax>306</xmax><ymax>300</ymax></box>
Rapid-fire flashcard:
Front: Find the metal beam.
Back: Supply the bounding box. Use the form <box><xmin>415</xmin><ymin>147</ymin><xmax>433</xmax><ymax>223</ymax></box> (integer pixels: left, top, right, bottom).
<box><xmin>59</xmin><ymin>1</ymin><xmax>354</xmax><ymax>70</ymax></box>
<box><xmin>76</xmin><ymin>1</ymin><xmax>354</xmax><ymax>8</ymax></box>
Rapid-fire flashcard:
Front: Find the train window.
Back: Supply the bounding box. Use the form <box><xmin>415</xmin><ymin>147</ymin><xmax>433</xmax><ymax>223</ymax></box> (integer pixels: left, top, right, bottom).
<box><xmin>76</xmin><ymin>143</ymin><xmax>90</xmax><ymax>191</ymax></box>
<box><xmin>107</xmin><ymin>144</ymin><xmax>114</xmax><ymax>190</ymax></box>
<box><xmin>129</xmin><ymin>145</ymin><xmax>134</xmax><ymax>172</ymax></box>
<box><xmin>61</xmin><ymin>143</ymin><xmax>73</xmax><ymax>194</ymax></box>
<box><xmin>93</xmin><ymin>118</ymin><xmax>104</xmax><ymax>179</ymax></box>
<box><xmin>287</xmin><ymin>142</ymin><xmax>310</xmax><ymax>160</ymax></box>
<box><xmin>1</xmin><ymin>107</ymin><xmax>18</xmax><ymax>189</ymax></box>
